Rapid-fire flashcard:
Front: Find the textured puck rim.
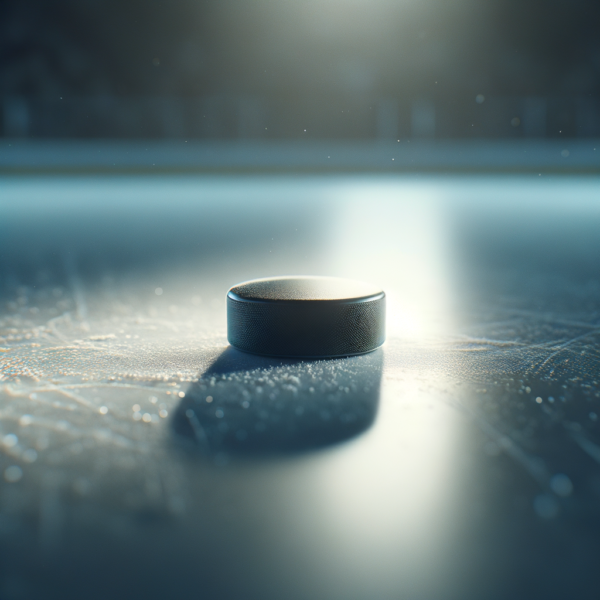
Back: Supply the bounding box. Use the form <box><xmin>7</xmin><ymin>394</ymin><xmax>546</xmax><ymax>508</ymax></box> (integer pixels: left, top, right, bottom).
<box><xmin>227</xmin><ymin>289</ymin><xmax>385</xmax><ymax>305</ymax></box>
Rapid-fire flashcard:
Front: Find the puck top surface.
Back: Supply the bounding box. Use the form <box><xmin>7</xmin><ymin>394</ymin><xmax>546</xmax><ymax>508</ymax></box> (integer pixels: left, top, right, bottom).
<box><xmin>227</xmin><ymin>276</ymin><xmax>386</xmax><ymax>358</ymax></box>
<box><xmin>228</xmin><ymin>276</ymin><xmax>383</xmax><ymax>303</ymax></box>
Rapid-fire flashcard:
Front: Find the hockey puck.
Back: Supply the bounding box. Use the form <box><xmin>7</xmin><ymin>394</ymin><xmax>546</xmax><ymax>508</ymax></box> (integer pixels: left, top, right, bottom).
<box><xmin>227</xmin><ymin>276</ymin><xmax>385</xmax><ymax>358</ymax></box>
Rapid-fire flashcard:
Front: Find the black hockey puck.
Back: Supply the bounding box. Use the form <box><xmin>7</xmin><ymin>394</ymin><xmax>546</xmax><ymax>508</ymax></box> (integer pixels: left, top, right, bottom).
<box><xmin>227</xmin><ymin>276</ymin><xmax>385</xmax><ymax>358</ymax></box>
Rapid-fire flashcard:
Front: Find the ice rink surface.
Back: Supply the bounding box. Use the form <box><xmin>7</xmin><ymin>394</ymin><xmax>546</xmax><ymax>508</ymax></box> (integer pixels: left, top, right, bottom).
<box><xmin>2</xmin><ymin>174</ymin><xmax>600</xmax><ymax>599</ymax></box>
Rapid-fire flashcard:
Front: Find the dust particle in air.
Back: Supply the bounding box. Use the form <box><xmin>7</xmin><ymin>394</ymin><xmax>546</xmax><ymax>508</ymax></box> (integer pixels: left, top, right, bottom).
<box><xmin>550</xmin><ymin>474</ymin><xmax>573</xmax><ymax>497</ymax></box>
<box><xmin>4</xmin><ymin>466</ymin><xmax>23</xmax><ymax>483</ymax></box>
<box><xmin>3</xmin><ymin>434</ymin><xmax>18</xmax><ymax>448</ymax></box>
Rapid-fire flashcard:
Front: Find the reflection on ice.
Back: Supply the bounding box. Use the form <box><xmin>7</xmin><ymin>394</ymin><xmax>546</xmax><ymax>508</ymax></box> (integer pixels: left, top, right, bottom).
<box><xmin>261</xmin><ymin>372</ymin><xmax>467</xmax><ymax>600</ymax></box>
<box><xmin>329</xmin><ymin>180</ymin><xmax>455</xmax><ymax>340</ymax></box>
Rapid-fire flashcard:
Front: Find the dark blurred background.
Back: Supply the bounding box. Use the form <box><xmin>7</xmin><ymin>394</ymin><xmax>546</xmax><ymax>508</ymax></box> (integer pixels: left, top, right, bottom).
<box><xmin>1</xmin><ymin>0</ymin><xmax>600</xmax><ymax>140</ymax></box>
